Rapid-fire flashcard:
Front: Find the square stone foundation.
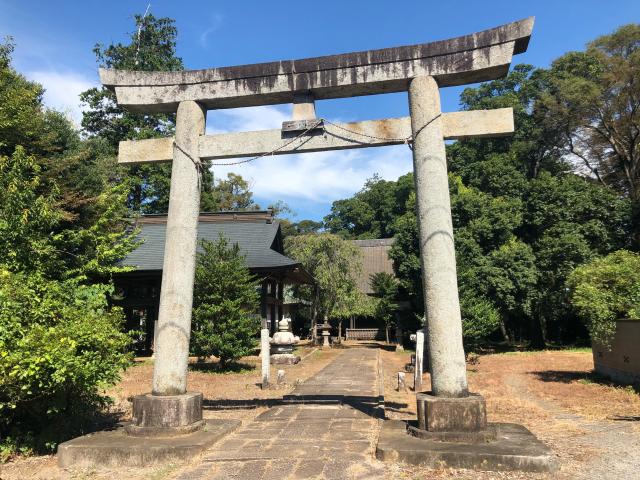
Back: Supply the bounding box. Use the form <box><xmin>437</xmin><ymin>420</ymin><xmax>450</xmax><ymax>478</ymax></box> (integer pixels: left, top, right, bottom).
<box><xmin>125</xmin><ymin>391</ymin><xmax>204</xmax><ymax>436</ymax></box>
<box><xmin>57</xmin><ymin>419</ymin><xmax>239</xmax><ymax>468</ymax></box>
<box><xmin>57</xmin><ymin>392</ymin><xmax>240</xmax><ymax>468</ymax></box>
<box><xmin>416</xmin><ymin>392</ymin><xmax>486</xmax><ymax>432</ymax></box>
<box><xmin>376</xmin><ymin>420</ymin><xmax>558</xmax><ymax>472</ymax></box>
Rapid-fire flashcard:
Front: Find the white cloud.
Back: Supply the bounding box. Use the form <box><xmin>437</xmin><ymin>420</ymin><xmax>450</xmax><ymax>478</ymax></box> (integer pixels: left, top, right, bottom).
<box><xmin>206</xmin><ymin>105</ymin><xmax>413</xmax><ymax>204</ymax></box>
<box><xmin>199</xmin><ymin>13</ymin><xmax>224</xmax><ymax>48</ymax></box>
<box><xmin>27</xmin><ymin>70</ymin><xmax>95</xmax><ymax>125</ymax></box>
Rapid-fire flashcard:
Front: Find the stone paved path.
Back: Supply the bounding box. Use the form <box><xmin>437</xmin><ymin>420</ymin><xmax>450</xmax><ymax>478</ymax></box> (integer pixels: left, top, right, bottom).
<box><xmin>178</xmin><ymin>348</ymin><xmax>385</xmax><ymax>480</ymax></box>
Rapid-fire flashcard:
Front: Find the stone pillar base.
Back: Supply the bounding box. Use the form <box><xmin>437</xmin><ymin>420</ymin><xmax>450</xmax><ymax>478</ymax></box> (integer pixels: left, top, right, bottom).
<box><xmin>125</xmin><ymin>392</ymin><xmax>204</xmax><ymax>437</ymax></box>
<box><xmin>416</xmin><ymin>392</ymin><xmax>486</xmax><ymax>432</ymax></box>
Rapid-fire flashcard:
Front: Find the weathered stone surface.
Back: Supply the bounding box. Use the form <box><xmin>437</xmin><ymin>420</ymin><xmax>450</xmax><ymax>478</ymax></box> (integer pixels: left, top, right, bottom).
<box><xmin>175</xmin><ymin>349</ymin><xmax>385</xmax><ymax>480</ymax></box>
<box><xmin>261</xmin><ymin>328</ymin><xmax>270</xmax><ymax>388</ymax></box>
<box><xmin>414</xmin><ymin>329</ymin><xmax>425</xmax><ymax>392</ymax></box>
<box><xmin>117</xmin><ymin>109</ymin><xmax>514</xmax><ymax>164</ymax></box>
<box><xmin>270</xmin><ymin>353</ymin><xmax>300</xmax><ymax>365</ymax></box>
<box><xmin>152</xmin><ymin>101</ymin><xmax>206</xmax><ymax>396</ymax></box>
<box><xmin>57</xmin><ymin>419</ymin><xmax>240</xmax><ymax>468</ymax></box>
<box><xmin>407</xmin><ymin>422</ymin><xmax>497</xmax><ymax>443</ymax></box>
<box><xmin>409</xmin><ymin>76</ymin><xmax>468</xmax><ymax>398</ymax></box>
<box><xmin>127</xmin><ymin>392</ymin><xmax>203</xmax><ymax>430</ymax></box>
<box><xmin>416</xmin><ymin>392</ymin><xmax>487</xmax><ymax>432</ymax></box>
<box><xmin>376</xmin><ymin>420</ymin><xmax>559</xmax><ymax>473</ymax></box>
<box><xmin>291</xmin><ymin>92</ymin><xmax>317</xmax><ymax>121</ymax></box>
<box><xmin>100</xmin><ymin>18</ymin><xmax>533</xmax><ymax>112</ymax></box>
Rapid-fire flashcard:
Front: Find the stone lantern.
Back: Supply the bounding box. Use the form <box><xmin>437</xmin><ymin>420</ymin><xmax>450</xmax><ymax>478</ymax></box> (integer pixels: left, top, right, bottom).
<box><xmin>270</xmin><ymin>316</ymin><xmax>300</xmax><ymax>364</ymax></box>
<box><xmin>318</xmin><ymin>322</ymin><xmax>331</xmax><ymax>349</ymax></box>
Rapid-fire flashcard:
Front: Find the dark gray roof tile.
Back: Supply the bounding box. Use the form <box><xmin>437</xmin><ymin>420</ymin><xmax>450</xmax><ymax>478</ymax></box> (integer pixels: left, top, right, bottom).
<box><xmin>122</xmin><ymin>220</ymin><xmax>299</xmax><ymax>271</ymax></box>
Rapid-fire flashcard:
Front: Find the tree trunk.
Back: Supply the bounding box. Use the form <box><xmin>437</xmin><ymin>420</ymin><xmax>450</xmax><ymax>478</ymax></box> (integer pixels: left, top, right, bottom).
<box><xmin>385</xmin><ymin>325</ymin><xmax>390</xmax><ymax>344</ymax></box>
<box><xmin>338</xmin><ymin>319</ymin><xmax>343</xmax><ymax>341</ymax></box>
<box><xmin>499</xmin><ymin>315</ymin><xmax>511</xmax><ymax>343</ymax></box>
<box><xmin>311</xmin><ymin>286</ymin><xmax>319</xmax><ymax>343</ymax></box>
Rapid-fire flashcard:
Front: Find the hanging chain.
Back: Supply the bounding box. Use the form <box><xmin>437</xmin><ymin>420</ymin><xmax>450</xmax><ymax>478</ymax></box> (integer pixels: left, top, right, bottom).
<box><xmin>177</xmin><ymin>112</ymin><xmax>443</xmax><ymax>169</ymax></box>
<box><xmin>208</xmin><ymin>119</ymin><xmax>323</xmax><ymax>166</ymax></box>
<box><xmin>321</xmin><ymin>118</ymin><xmax>412</xmax><ymax>144</ymax></box>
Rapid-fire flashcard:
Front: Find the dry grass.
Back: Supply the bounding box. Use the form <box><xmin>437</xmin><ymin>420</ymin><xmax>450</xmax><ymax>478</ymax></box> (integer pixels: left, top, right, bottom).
<box><xmin>4</xmin><ymin>346</ymin><xmax>639</xmax><ymax>480</ymax></box>
<box><xmin>0</xmin><ymin>343</ymin><xmax>340</xmax><ymax>480</ymax></box>
<box><xmin>380</xmin><ymin>348</ymin><xmax>640</xmax><ymax>480</ymax></box>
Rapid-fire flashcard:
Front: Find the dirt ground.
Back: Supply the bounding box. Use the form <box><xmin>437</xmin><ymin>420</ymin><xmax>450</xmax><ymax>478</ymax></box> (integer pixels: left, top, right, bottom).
<box><xmin>2</xmin><ymin>345</ymin><xmax>639</xmax><ymax>480</ymax></box>
<box><xmin>0</xmin><ymin>343</ymin><xmax>341</xmax><ymax>480</ymax></box>
<box><xmin>382</xmin><ymin>347</ymin><xmax>640</xmax><ymax>480</ymax></box>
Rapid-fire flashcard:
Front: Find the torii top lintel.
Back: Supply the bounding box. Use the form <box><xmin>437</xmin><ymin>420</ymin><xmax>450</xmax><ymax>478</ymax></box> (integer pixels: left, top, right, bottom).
<box><xmin>100</xmin><ymin>17</ymin><xmax>534</xmax><ymax>114</ymax></box>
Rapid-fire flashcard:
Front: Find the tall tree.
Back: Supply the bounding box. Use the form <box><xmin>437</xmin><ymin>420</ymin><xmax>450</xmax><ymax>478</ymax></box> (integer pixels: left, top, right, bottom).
<box><xmin>284</xmin><ymin>234</ymin><xmax>362</xmax><ymax>339</ymax></box>
<box><xmin>370</xmin><ymin>272</ymin><xmax>399</xmax><ymax>343</ymax></box>
<box><xmin>204</xmin><ymin>172</ymin><xmax>259</xmax><ymax>212</ymax></box>
<box><xmin>324</xmin><ymin>173</ymin><xmax>413</xmax><ymax>239</ymax></box>
<box><xmin>538</xmin><ymin>24</ymin><xmax>640</xmax><ymax>244</ymax></box>
<box><xmin>0</xmin><ymin>40</ymin><xmax>134</xmax><ymax>455</ymax></box>
<box><xmin>80</xmin><ymin>13</ymin><xmax>216</xmax><ymax>213</ymax></box>
<box><xmin>191</xmin><ymin>236</ymin><xmax>260</xmax><ymax>367</ymax></box>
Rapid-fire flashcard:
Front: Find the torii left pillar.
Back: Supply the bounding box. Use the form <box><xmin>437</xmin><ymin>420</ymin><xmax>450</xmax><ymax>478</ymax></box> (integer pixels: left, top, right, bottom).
<box><xmin>126</xmin><ymin>100</ymin><xmax>207</xmax><ymax>435</ymax></box>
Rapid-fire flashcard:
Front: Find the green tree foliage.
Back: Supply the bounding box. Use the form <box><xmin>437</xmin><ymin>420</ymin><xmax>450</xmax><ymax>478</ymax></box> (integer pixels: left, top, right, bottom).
<box><xmin>568</xmin><ymin>250</ymin><xmax>640</xmax><ymax>347</ymax></box>
<box><xmin>537</xmin><ymin>25</ymin><xmax>640</xmax><ymax>223</ymax></box>
<box><xmin>202</xmin><ymin>172</ymin><xmax>259</xmax><ymax>212</ymax></box>
<box><xmin>80</xmin><ymin>14</ymin><xmax>217</xmax><ymax>213</ymax></box>
<box><xmin>0</xmin><ymin>145</ymin><xmax>137</xmax><ymax>279</ymax></box>
<box><xmin>284</xmin><ymin>234</ymin><xmax>362</xmax><ymax>336</ymax></box>
<box><xmin>0</xmin><ymin>269</ymin><xmax>132</xmax><ymax>456</ymax></box>
<box><xmin>328</xmin><ymin>55</ymin><xmax>632</xmax><ymax>347</ymax></box>
<box><xmin>0</xmin><ymin>147</ymin><xmax>61</xmax><ymax>275</ymax></box>
<box><xmin>0</xmin><ymin>38</ymin><xmax>136</xmax><ymax>456</ymax></box>
<box><xmin>324</xmin><ymin>173</ymin><xmax>413</xmax><ymax>239</ymax></box>
<box><xmin>0</xmin><ymin>39</ymin><xmax>45</xmax><ymax>157</ymax></box>
<box><xmin>370</xmin><ymin>272</ymin><xmax>399</xmax><ymax>343</ymax></box>
<box><xmin>280</xmin><ymin>219</ymin><xmax>323</xmax><ymax>238</ymax></box>
<box><xmin>192</xmin><ymin>237</ymin><xmax>260</xmax><ymax>367</ymax></box>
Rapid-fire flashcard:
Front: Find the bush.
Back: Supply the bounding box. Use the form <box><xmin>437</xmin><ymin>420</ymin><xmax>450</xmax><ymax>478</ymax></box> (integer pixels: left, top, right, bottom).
<box><xmin>568</xmin><ymin>250</ymin><xmax>640</xmax><ymax>347</ymax></box>
<box><xmin>460</xmin><ymin>293</ymin><xmax>501</xmax><ymax>347</ymax></box>
<box><xmin>191</xmin><ymin>237</ymin><xmax>260</xmax><ymax>367</ymax></box>
<box><xmin>0</xmin><ymin>269</ymin><xmax>132</xmax><ymax>456</ymax></box>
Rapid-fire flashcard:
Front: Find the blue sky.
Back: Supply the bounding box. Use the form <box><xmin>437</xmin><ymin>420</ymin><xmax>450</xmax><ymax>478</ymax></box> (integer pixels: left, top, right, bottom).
<box><xmin>2</xmin><ymin>0</ymin><xmax>639</xmax><ymax>221</ymax></box>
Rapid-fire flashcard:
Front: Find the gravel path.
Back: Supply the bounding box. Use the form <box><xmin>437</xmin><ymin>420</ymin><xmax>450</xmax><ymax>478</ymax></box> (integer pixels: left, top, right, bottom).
<box><xmin>506</xmin><ymin>374</ymin><xmax>640</xmax><ymax>479</ymax></box>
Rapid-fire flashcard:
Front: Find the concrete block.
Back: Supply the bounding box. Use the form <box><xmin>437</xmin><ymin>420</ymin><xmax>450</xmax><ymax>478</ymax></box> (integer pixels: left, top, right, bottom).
<box><xmin>416</xmin><ymin>392</ymin><xmax>486</xmax><ymax>432</ymax></box>
<box><xmin>129</xmin><ymin>392</ymin><xmax>202</xmax><ymax>429</ymax></box>
<box><xmin>57</xmin><ymin>419</ymin><xmax>240</xmax><ymax>468</ymax></box>
<box><xmin>376</xmin><ymin>420</ymin><xmax>558</xmax><ymax>473</ymax></box>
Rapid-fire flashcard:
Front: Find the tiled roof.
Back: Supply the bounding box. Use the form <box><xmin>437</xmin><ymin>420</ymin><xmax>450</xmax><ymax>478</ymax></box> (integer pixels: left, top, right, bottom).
<box><xmin>351</xmin><ymin>238</ymin><xmax>396</xmax><ymax>294</ymax></box>
<box><xmin>122</xmin><ymin>213</ymin><xmax>299</xmax><ymax>271</ymax></box>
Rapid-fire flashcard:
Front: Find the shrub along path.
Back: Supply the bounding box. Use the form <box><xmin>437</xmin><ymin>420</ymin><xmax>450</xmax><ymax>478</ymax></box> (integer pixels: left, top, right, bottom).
<box><xmin>176</xmin><ymin>348</ymin><xmax>386</xmax><ymax>480</ymax></box>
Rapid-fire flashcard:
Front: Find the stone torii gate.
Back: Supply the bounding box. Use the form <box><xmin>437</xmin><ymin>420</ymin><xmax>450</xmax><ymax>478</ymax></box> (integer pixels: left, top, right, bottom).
<box><xmin>102</xmin><ymin>18</ymin><xmax>533</xmax><ymax>437</ymax></box>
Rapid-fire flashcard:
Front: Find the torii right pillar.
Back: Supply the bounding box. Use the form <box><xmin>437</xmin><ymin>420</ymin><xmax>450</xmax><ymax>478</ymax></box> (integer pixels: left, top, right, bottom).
<box><xmin>409</xmin><ymin>75</ymin><xmax>486</xmax><ymax>433</ymax></box>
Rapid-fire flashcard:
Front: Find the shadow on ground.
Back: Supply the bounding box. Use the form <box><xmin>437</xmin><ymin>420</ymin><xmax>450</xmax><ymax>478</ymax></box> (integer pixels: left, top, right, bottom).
<box><xmin>188</xmin><ymin>362</ymin><xmax>255</xmax><ymax>374</ymax></box>
<box><xmin>532</xmin><ymin>370</ymin><xmax>640</xmax><ymax>394</ymax></box>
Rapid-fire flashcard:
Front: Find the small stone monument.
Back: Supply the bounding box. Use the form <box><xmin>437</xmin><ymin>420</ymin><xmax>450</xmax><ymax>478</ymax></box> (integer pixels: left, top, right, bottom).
<box><xmin>270</xmin><ymin>316</ymin><xmax>300</xmax><ymax>365</ymax></box>
<box><xmin>318</xmin><ymin>322</ymin><xmax>331</xmax><ymax>349</ymax></box>
<box><xmin>261</xmin><ymin>328</ymin><xmax>271</xmax><ymax>388</ymax></box>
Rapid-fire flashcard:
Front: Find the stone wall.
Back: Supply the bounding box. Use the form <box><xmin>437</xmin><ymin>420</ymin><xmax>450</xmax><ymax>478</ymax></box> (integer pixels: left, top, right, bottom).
<box><xmin>592</xmin><ymin>319</ymin><xmax>640</xmax><ymax>384</ymax></box>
